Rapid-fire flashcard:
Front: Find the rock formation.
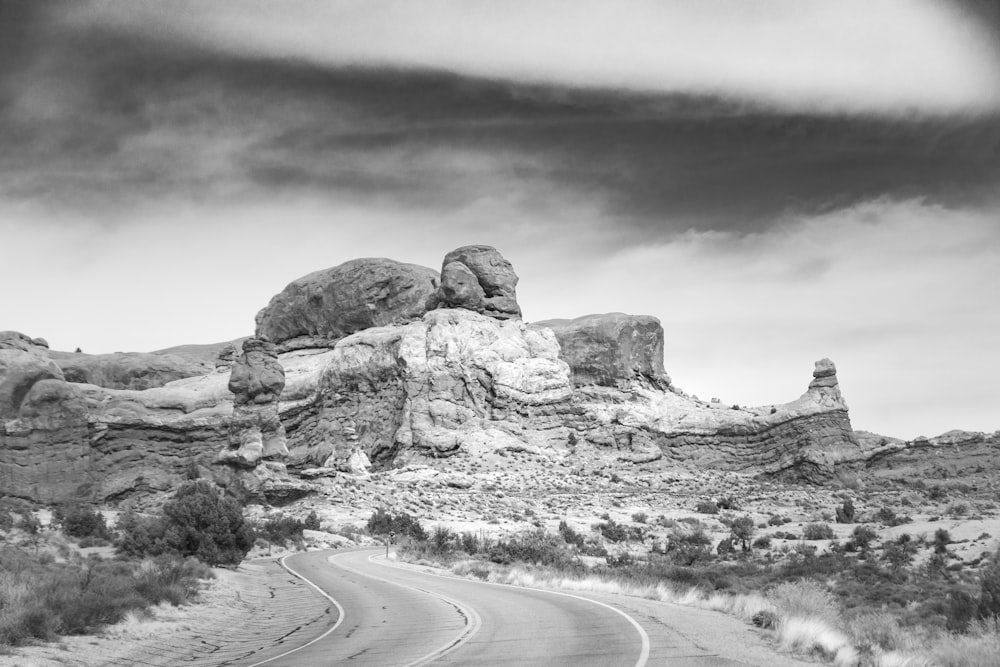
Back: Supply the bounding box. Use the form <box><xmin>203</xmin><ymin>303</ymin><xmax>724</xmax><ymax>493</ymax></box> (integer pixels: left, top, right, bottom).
<box><xmin>218</xmin><ymin>338</ymin><xmax>288</xmax><ymax>468</ymax></box>
<box><xmin>255</xmin><ymin>258</ymin><xmax>439</xmax><ymax>349</ymax></box>
<box><xmin>531</xmin><ymin>313</ymin><xmax>669</xmax><ymax>388</ymax></box>
<box><xmin>285</xmin><ymin>308</ymin><xmax>571</xmax><ymax>469</ymax></box>
<box><xmin>428</xmin><ymin>245</ymin><xmax>521</xmax><ymax>319</ymax></box>
<box><xmin>48</xmin><ymin>350</ymin><xmax>211</xmax><ymax>390</ymax></box>
<box><xmin>0</xmin><ymin>246</ymin><xmax>879</xmax><ymax>504</ymax></box>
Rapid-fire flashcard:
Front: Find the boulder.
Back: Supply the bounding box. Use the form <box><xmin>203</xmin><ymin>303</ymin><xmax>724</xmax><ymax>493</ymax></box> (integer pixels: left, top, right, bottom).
<box><xmin>532</xmin><ymin>313</ymin><xmax>668</xmax><ymax>387</ymax></box>
<box><xmin>429</xmin><ymin>245</ymin><xmax>521</xmax><ymax>319</ymax></box>
<box><xmin>255</xmin><ymin>258</ymin><xmax>439</xmax><ymax>347</ymax></box>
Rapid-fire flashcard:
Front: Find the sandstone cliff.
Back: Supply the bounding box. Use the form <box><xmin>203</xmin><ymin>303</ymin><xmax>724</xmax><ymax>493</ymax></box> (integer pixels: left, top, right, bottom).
<box><xmin>1</xmin><ymin>246</ymin><xmax>873</xmax><ymax>504</ymax></box>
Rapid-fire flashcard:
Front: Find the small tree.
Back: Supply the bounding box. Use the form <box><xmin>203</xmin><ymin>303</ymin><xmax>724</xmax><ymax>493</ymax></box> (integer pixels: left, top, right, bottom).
<box><xmin>835</xmin><ymin>499</ymin><xmax>855</xmax><ymax>524</ymax></box>
<box><xmin>731</xmin><ymin>516</ymin><xmax>755</xmax><ymax>551</ymax></box>
<box><xmin>850</xmin><ymin>525</ymin><xmax>878</xmax><ymax>553</ymax></box>
<box><xmin>160</xmin><ymin>481</ymin><xmax>254</xmax><ymax>566</ymax></box>
<box><xmin>116</xmin><ymin>481</ymin><xmax>254</xmax><ymax>566</ymax></box>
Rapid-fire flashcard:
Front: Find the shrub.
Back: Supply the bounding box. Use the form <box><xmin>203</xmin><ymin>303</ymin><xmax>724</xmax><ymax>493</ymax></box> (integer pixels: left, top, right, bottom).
<box><xmin>716</xmin><ymin>497</ymin><xmax>740</xmax><ymax>511</ymax></box>
<box><xmin>54</xmin><ymin>505</ymin><xmax>111</xmax><ymax>540</ymax></box>
<box><xmin>802</xmin><ymin>523</ymin><xmax>835</xmax><ymax>540</ymax></box>
<box><xmin>558</xmin><ymin>520</ymin><xmax>585</xmax><ymax>548</ymax></box>
<box><xmin>431</xmin><ymin>525</ymin><xmax>452</xmax><ymax>554</ymax></box>
<box><xmin>116</xmin><ymin>482</ymin><xmax>254</xmax><ymax>566</ymax></box>
<box><xmin>731</xmin><ymin>516</ymin><xmax>755</xmax><ymax>551</ymax></box>
<box><xmin>596</xmin><ymin>519</ymin><xmax>641</xmax><ymax>543</ymax></box>
<box><xmin>0</xmin><ymin>547</ymin><xmax>212</xmax><ymax>646</ymax></box>
<box><xmin>486</xmin><ymin>529</ymin><xmax>577</xmax><ymax>568</ymax></box>
<box><xmin>695</xmin><ymin>500</ymin><xmax>719</xmax><ymax>514</ymax></box>
<box><xmin>978</xmin><ymin>548</ymin><xmax>1000</xmax><ymax>619</ymax></box>
<box><xmin>752</xmin><ymin>535</ymin><xmax>772</xmax><ymax>550</ymax></box>
<box><xmin>767</xmin><ymin>579</ymin><xmax>839</xmax><ymax>623</ymax></box>
<box><xmin>258</xmin><ymin>514</ymin><xmax>309</xmax><ymax>547</ymax></box>
<box><xmin>835</xmin><ymin>499</ymin><xmax>855</xmax><ymax>524</ymax></box>
<box><xmin>850</xmin><ymin>525</ymin><xmax>878</xmax><ymax>552</ymax></box>
<box><xmin>303</xmin><ymin>511</ymin><xmax>321</xmax><ymax>531</ymax></box>
<box><xmin>716</xmin><ymin>537</ymin><xmax>735</xmax><ymax>555</ymax></box>
<box><xmin>631</xmin><ymin>512</ymin><xmax>648</xmax><ymax>524</ymax></box>
<box><xmin>768</xmin><ymin>514</ymin><xmax>789</xmax><ymax>526</ymax></box>
<box><xmin>366</xmin><ymin>509</ymin><xmax>427</xmax><ymax>541</ymax></box>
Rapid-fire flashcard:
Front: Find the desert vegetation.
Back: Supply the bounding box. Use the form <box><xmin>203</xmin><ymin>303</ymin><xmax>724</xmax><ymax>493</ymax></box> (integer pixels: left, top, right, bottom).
<box><xmin>381</xmin><ymin>500</ymin><xmax>1000</xmax><ymax>666</ymax></box>
<box><xmin>0</xmin><ymin>481</ymin><xmax>267</xmax><ymax>649</ymax></box>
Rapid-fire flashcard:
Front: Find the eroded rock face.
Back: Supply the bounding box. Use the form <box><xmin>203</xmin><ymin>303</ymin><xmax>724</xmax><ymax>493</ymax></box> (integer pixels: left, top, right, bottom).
<box><xmin>49</xmin><ymin>351</ymin><xmax>211</xmax><ymax>390</ymax></box>
<box><xmin>428</xmin><ymin>245</ymin><xmax>521</xmax><ymax>319</ymax></box>
<box><xmin>532</xmin><ymin>313</ymin><xmax>669</xmax><ymax>388</ymax></box>
<box><xmin>564</xmin><ymin>357</ymin><xmax>859</xmax><ymax>483</ymax></box>
<box><xmin>285</xmin><ymin>308</ymin><xmax>572</xmax><ymax>468</ymax></box>
<box><xmin>255</xmin><ymin>258</ymin><xmax>439</xmax><ymax>348</ymax></box>
<box><xmin>220</xmin><ymin>338</ymin><xmax>288</xmax><ymax>468</ymax></box>
<box><xmin>0</xmin><ymin>338</ymin><xmax>65</xmax><ymax>420</ymax></box>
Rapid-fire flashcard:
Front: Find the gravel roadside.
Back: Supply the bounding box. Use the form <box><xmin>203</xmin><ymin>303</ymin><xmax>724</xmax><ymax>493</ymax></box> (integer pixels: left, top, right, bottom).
<box><xmin>0</xmin><ymin>557</ymin><xmax>333</xmax><ymax>667</ymax></box>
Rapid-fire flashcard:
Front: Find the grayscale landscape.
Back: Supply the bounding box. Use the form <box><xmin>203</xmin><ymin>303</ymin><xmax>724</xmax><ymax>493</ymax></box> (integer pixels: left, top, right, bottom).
<box><xmin>1</xmin><ymin>1</ymin><xmax>999</xmax><ymax>666</ymax></box>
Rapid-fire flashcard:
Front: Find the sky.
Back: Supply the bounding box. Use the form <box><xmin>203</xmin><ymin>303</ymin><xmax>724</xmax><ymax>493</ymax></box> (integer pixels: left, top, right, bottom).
<box><xmin>1</xmin><ymin>0</ymin><xmax>998</xmax><ymax>439</ymax></box>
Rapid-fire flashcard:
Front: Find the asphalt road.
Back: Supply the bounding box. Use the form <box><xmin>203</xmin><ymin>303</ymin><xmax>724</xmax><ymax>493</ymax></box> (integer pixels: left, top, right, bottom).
<box><xmin>246</xmin><ymin>549</ymin><xmax>644</xmax><ymax>666</ymax></box>
<box><xmin>245</xmin><ymin>549</ymin><xmax>799</xmax><ymax>667</ymax></box>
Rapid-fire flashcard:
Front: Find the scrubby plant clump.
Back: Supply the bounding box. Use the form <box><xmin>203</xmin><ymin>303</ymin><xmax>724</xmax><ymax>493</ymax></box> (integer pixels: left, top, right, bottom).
<box><xmin>53</xmin><ymin>505</ymin><xmax>111</xmax><ymax>541</ymax></box>
<box><xmin>802</xmin><ymin>523</ymin><xmax>835</xmax><ymax>540</ymax></box>
<box><xmin>116</xmin><ymin>481</ymin><xmax>254</xmax><ymax>566</ymax></box>
<box><xmin>366</xmin><ymin>509</ymin><xmax>427</xmax><ymax>541</ymax></box>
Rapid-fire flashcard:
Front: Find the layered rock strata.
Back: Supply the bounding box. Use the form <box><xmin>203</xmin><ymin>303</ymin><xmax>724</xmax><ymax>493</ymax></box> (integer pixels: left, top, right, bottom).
<box><xmin>561</xmin><ymin>357</ymin><xmax>860</xmax><ymax>482</ymax></box>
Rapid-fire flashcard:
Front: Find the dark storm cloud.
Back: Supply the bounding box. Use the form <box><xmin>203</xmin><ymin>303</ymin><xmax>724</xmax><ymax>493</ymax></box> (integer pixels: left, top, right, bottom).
<box><xmin>2</xmin><ymin>10</ymin><xmax>998</xmax><ymax>245</ymax></box>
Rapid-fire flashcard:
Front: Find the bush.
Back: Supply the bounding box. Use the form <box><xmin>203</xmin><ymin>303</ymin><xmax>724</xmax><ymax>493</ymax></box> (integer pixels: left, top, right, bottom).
<box><xmin>116</xmin><ymin>481</ymin><xmax>254</xmax><ymax>566</ymax></box>
<box><xmin>850</xmin><ymin>525</ymin><xmax>878</xmax><ymax>551</ymax></box>
<box><xmin>366</xmin><ymin>509</ymin><xmax>427</xmax><ymax>541</ymax></box>
<box><xmin>802</xmin><ymin>523</ymin><xmax>835</xmax><ymax>540</ymax></box>
<box><xmin>717</xmin><ymin>537</ymin><xmax>735</xmax><ymax>555</ymax></box>
<box><xmin>731</xmin><ymin>516</ymin><xmax>755</xmax><ymax>551</ymax></box>
<box><xmin>0</xmin><ymin>547</ymin><xmax>212</xmax><ymax>646</ymax></box>
<box><xmin>596</xmin><ymin>519</ymin><xmax>642</xmax><ymax>543</ymax></box>
<box><xmin>695</xmin><ymin>500</ymin><xmax>719</xmax><ymax>515</ymax></box>
<box><xmin>631</xmin><ymin>512</ymin><xmax>648</xmax><ymax>524</ymax></box>
<box><xmin>53</xmin><ymin>506</ymin><xmax>111</xmax><ymax>541</ymax></box>
<box><xmin>767</xmin><ymin>580</ymin><xmax>839</xmax><ymax>623</ymax></box>
<box><xmin>753</xmin><ymin>536</ymin><xmax>772</xmax><ymax>550</ymax></box>
<box><xmin>558</xmin><ymin>520</ymin><xmax>585</xmax><ymax>548</ymax></box>
<box><xmin>835</xmin><ymin>499</ymin><xmax>855</xmax><ymax>524</ymax></box>
<box><xmin>716</xmin><ymin>497</ymin><xmax>740</xmax><ymax>511</ymax></box>
<box><xmin>258</xmin><ymin>514</ymin><xmax>309</xmax><ymax>547</ymax></box>
<box><xmin>486</xmin><ymin>529</ymin><xmax>577</xmax><ymax>568</ymax></box>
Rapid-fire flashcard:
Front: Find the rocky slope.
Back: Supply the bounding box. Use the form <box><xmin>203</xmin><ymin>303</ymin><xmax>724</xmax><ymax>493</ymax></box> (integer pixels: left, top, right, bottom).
<box><xmin>1</xmin><ymin>245</ymin><xmax>876</xmax><ymax>505</ymax></box>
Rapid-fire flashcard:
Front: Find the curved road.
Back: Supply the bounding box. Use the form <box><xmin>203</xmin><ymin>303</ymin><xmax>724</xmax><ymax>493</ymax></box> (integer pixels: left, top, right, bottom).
<box><xmin>243</xmin><ymin>549</ymin><xmax>802</xmax><ymax>667</ymax></box>
<box><xmin>247</xmin><ymin>549</ymin><xmax>643</xmax><ymax>666</ymax></box>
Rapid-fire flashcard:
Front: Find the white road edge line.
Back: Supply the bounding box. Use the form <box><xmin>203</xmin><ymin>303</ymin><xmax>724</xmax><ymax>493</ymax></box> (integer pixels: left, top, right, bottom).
<box><xmin>245</xmin><ymin>554</ymin><xmax>347</xmax><ymax>667</ymax></box>
<box><xmin>372</xmin><ymin>553</ymin><xmax>651</xmax><ymax>667</ymax></box>
<box><xmin>329</xmin><ymin>552</ymin><xmax>483</xmax><ymax>667</ymax></box>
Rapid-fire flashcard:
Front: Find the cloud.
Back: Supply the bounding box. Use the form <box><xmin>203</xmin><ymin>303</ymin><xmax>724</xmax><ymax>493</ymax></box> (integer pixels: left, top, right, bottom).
<box><xmin>521</xmin><ymin>198</ymin><xmax>1000</xmax><ymax>439</ymax></box>
<box><xmin>67</xmin><ymin>0</ymin><xmax>1000</xmax><ymax>115</ymax></box>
